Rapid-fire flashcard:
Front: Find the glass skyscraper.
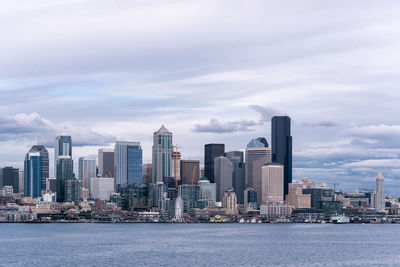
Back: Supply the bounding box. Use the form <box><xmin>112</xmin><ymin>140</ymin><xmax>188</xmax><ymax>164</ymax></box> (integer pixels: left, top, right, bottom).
<box><xmin>56</xmin><ymin>157</ymin><xmax>74</xmax><ymax>202</ymax></box>
<box><xmin>54</xmin><ymin>135</ymin><xmax>72</xmax><ymax>176</ymax></box>
<box><xmin>152</xmin><ymin>125</ymin><xmax>173</xmax><ymax>184</ymax></box>
<box><xmin>24</xmin><ymin>151</ymin><xmax>42</xmax><ymax>198</ymax></box>
<box><xmin>271</xmin><ymin>116</ymin><xmax>292</xmax><ymax>197</ymax></box>
<box><xmin>28</xmin><ymin>145</ymin><xmax>49</xmax><ymax>190</ymax></box>
<box><xmin>204</xmin><ymin>143</ymin><xmax>225</xmax><ymax>183</ymax></box>
<box><xmin>115</xmin><ymin>141</ymin><xmax>143</xmax><ymax>186</ymax></box>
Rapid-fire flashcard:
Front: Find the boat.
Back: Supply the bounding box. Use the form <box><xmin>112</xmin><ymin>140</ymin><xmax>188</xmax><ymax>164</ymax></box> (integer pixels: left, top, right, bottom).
<box><xmin>331</xmin><ymin>215</ymin><xmax>350</xmax><ymax>224</ymax></box>
<box><xmin>239</xmin><ymin>218</ymin><xmax>245</xmax><ymax>223</ymax></box>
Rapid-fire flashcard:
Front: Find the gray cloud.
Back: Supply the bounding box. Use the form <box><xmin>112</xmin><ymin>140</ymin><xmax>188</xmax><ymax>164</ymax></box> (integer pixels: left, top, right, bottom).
<box><xmin>0</xmin><ymin>113</ymin><xmax>115</xmax><ymax>147</ymax></box>
<box><xmin>249</xmin><ymin>105</ymin><xmax>279</xmax><ymax>123</ymax></box>
<box><xmin>302</xmin><ymin>121</ymin><xmax>338</xmax><ymax>127</ymax></box>
<box><xmin>194</xmin><ymin>119</ymin><xmax>258</xmax><ymax>134</ymax></box>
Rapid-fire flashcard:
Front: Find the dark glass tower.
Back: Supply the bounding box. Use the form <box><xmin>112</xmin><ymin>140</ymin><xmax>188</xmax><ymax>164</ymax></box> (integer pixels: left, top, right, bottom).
<box><xmin>56</xmin><ymin>158</ymin><xmax>74</xmax><ymax>202</ymax></box>
<box><xmin>271</xmin><ymin>116</ymin><xmax>292</xmax><ymax>197</ymax></box>
<box><xmin>204</xmin><ymin>144</ymin><xmax>225</xmax><ymax>183</ymax></box>
<box><xmin>28</xmin><ymin>145</ymin><xmax>49</xmax><ymax>190</ymax></box>
<box><xmin>0</xmin><ymin>167</ymin><xmax>19</xmax><ymax>193</ymax></box>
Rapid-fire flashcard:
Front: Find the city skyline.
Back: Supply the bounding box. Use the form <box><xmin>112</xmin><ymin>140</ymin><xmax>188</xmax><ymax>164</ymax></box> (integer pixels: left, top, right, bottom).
<box><xmin>0</xmin><ymin>1</ymin><xmax>400</xmax><ymax>194</ymax></box>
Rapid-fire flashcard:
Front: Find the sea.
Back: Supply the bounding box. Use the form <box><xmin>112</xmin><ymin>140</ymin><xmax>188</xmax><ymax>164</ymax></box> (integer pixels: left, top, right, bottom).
<box><xmin>0</xmin><ymin>223</ymin><xmax>399</xmax><ymax>266</ymax></box>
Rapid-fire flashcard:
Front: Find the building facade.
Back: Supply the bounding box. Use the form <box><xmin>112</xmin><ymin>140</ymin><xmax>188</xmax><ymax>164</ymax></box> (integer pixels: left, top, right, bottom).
<box><xmin>90</xmin><ymin>177</ymin><xmax>115</xmax><ymax>201</ymax></box>
<box><xmin>24</xmin><ymin>152</ymin><xmax>42</xmax><ymax>198</ymax></box>
<box><xmin>180</xmin><ymin>160</ymin><xmax>200</xmax><ymax>185</ymax></box>
<box><xmin>152</xmin><ymin>125</ymin><xmax>173</xmax><ymax>184</ymax></box>
<box><xmin>261</xmin><ymin>164</ymin><xmax>284</xmax><ymax>203</ymax></box>
<box><xmin>204</xmin><ymin>144</ymin><xmax>225</xmax><ymax>183</ymax></box>
<box><xmin>271</xmin><ymin>116</ymin><xmax>292</xmax><ymax>197</ymax></box>
<box><xmin>214</xmin><ymin>156</ymin><xmax>233</xmax><ymax>202</ymax></box>
<box><xmin>28</xmin><ymin>145</ymin><xmax>49</xmax><ymax>190</ymax></box>
<box><xmin>115</xmin><ymin>141</ymin><xmax>143</xmax><ymax>186</ymax></box>
<box><xmin>78</xmin><ymin>157</ymin><xmax>96</xmax><ymax>189</ymax></box>
<box><xmin>142</xmin><ymin>164</ymin><xmax>153</xmax><ymax>184</ymax></box>
<box><xmin>223</xmin><ymin>190</ymin><xmax>238</xmax><ymax>215</ymax></box>
<box><xmin>226</xmin><ymin>151</ymin><xmax>245</xmax><ymax>204</ymax></box>
<box><xmin>376</xmin><ymin>172</ymin><xmax>385</xmax><ymax>211</ymax></box>
<box><xmin>98</xmin><ymin>148</ymin><xmax>114</xmax><ymax>178</ymax></box>
<box><xmin>54</xmin><ymin>135</ymin><xmax>72</xmax><ymax>176</ymax></box>
<box><xmin>0</xmin><ymin>167</ymin><xmax>19</xmax><ymax>194</ymax></box>
<box><xmin>198</xmin><ymin>177</ymin><xmax>216</xmax><ymax>207</ymax></box>
<box><xmin>56</xmin><ymin>157</ymin><xmax>74</xmax><ymax>202</ymax></box>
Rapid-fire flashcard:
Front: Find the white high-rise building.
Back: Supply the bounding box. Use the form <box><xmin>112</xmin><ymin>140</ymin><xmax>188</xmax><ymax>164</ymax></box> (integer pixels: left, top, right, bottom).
<box><xmin>198</xmin><ymin>177</ymin><xmax>216</xmax><ymax>207</ymax></box>
<box><xmin>78</xmin><ymin>157</ymin><xmax>96</xmax><ymax>189</ymax></box>
<box><xmin>90</xmin><ymin>177</ymin><xmax>115</xmax><ymax>201</ymax></box>
<box><xmin>223</xmin><ymin>190</ymin><xmax>238</xmax><ymax>215</ymax></box>
<box><xmin>261</xmin><ymin>164</ymin><xmax>284</xmax><ymax>203</ymax></box>
<box><xmin>376</xmin><ymin>172</ymin><xmax>385</xmax><ymax>211</ymax></box>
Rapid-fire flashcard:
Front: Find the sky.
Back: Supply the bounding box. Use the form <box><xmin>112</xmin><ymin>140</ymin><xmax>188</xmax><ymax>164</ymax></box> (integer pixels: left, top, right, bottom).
<box><xmin>1</xmin><ymin>0</ymin><xmax>400</xmax><ymax>195</ymax></box>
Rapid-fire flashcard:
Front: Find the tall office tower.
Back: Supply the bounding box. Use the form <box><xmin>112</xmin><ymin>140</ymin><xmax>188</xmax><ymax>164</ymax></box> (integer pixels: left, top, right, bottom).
<box><xmin>64</xmin><ymin>178</ymin><xmax>81</xmax><ymax>204</ymax></box>
<box><xmin>226</xmin><ymin>151</ymin><xmax>245</xmax><ymax>204</ymax></box>
<box><xmin>223</xmin><ymin>189</ymin><xmax>238</xmax><ymax>215</ymax></box>
<box><xmin>18</xmin><ymin>170</ymin><xmax>24</xmax><ymax>193</ymax></box>
<box><xmin>28</xmin><ymin>145</ymin><xmax>49</xmax><ymax>190</ymax></box>
<box><xmin>24</xmin><ymin>151</ymin><xmax>42</xmax><ymax>198</ymax></box>
<box><xmin>261</xmin><ymin>164</ymin><xmax>284</xmax><ymax>203</ymax></box>
<box><xmin>171</xmin><ymin>151</ymin><xmax>181</xmax><ymax>184</ymax></box>
<box><xmin>54</xmin><ymin>134</ymin><xmax>72</xmax><ymax>176</ymax></box>
<box><xmin>198</xmin><ymin>177</ymin><xmax>216</xmax><ymax>207</ymax></box>
<box><xmin>214</xmin><ymin>156</ymin><xmax>233</xmax><ymax>202</ymax></box>
<box><xmin>376</xmin><ymin>172</ymin><xmax>385</xmax><ymax>211</ymax></box>
<box><xmin>78</xmin><ymin>157</ymin><xmax>96</xmax><ymax>189</ymax></box>
<box><xmin>142</xmin><ymin>164</ymin><xmax>153</xmax><ymax>184</ymax></box>
<box><xmin>245</xmin><ymin>141</ymin><xmax>271</xmax><ymax>206</ymax></box>
<box><xmin>271</xmin><ymin>116</ymin><xmax>292</xmax><ymax>197</ymax></box>
<box><xmin>115</xmin><ymin>141</ymin><xmax>143</xmax><ymax>186</ymax></box>
<box><xmin>178</xmin><ymin>184</ymin><xmax>201</xmax><ymax>213</ymax></box>
<box><xmin>98</xmin><ymin>148</ymin><xmax>114</xmax><ymax>178</ymax></box>
<box><xmin>0</xmin><ymin>167</ymin><xmax>19</xmax><ymax>193</ymax></box>
<box><xmin>180</xmin><ymin>160</ymin><xmax>200</xmax><ymax>185</ymax></box>
<box><xmin>204</xmin><ymin>144</ymin><xmax>225</xmax><ymax>183</ymax></box>
<box><xmin>56</xmin><ymin>157</ymin><xmax>74</xmax><ymax>202</ymax></box>
<box><xmin>152</xmin><ymin>125</ymin><xmax>173</xmax><ymax>184</ymax></box>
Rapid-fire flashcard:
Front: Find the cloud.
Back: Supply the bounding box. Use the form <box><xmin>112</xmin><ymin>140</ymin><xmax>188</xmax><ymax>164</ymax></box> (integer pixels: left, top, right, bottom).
<box><xmin>0</xmin><ymin>113</ymin><xmax>115</xmax><ymax>147</ymax></box>
<box><xmin>341</xmin><ymin>159</ymin><xmax>400</xmax><ymax>168</ymax></box>
<box><xmin>193</xmin><ymin>118</ymin><xmax>258</xmax><ymax>134</ymax></box>
<box><xmin>302</xmin><ymin>121</ymin><xmax>338</xmax><ymax>127</ymax></box>
<box><xmin>249</xmin><ymin>105</ymin><xmax>279</xmax><ymax>123</ymax></box>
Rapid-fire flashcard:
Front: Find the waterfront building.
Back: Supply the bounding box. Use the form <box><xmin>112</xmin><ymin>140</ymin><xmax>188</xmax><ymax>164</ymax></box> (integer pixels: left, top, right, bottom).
<box><xmin>286</xmin><ymin>185</ymin><xmax>311</xmax><ymax>209</ymax></box>
<box><xmin>178</xmin><ymin>184</ymin><xmax>201</xmax><ymax>213</ymax></box>
<box><xmin>64</xmin><ymin>178</ymin><xmax>81</xmax><ymax>203</ymax></box>
<box><xmin>180</xmin><ymin>160</ymin><xmax>200</xmax><ymax>185</ymax></box>
<box><xmin>245</xmin><ymin>145</ymin><xmax>271</xmax><ymax>206</ymax></box>
<box><xmin>90</xmin><ymin>177</ymin><xmax>115</xmax><ymax>201</ymax></box>
<box><xmin>142</xmin><ymin>164</ymin><xmax>153</xmax><ymax>184</ymax></box>
<box><xmin>376</xmin><ymin>172</ymin><xmax>385</xmax><ymax>211</ymax></box>
<box><xmin>24</xmin><ymin>151</ymin><xmax>42</xmax><ymax>198</ymax></box>
<box><xmin>260</xmin><ymin>203</ymin><xmax>292</xmax><ymax>217</ymax></box>
<box><xmin>223</xmin><ymin>189</ymin><xmax>238</xmax><ymax>215</ymax></box>
<box><xmin>152</xmin><ymin>125</ymin><xmax>173</xmax><ymax>184</ymax></box>
<box><xmin>214</xmin><ymin>156</ymin><xmax>233</xmax><ymax>202</ymax></box>
<box><xmin>0</xmin><ymin>167</ymin><xmax>19</xmax><ymax>194</ymax></box>
<box><xmin>198</xmin><ymin>177</ymin><xmax>217</xmax><ymax>207</ymax></box>
<box><xmin>54</xmin><ymin>134</ymin><xmax>72</xmax><ymax>176</ymax></box>
<box><xmin>302</xmin><ymin>187</ymin><xmax>335</xmax><ymax>209</ymax></box>
<box><xmin>226</xmin><ymin>151</ymin><xmax>245</xmax><ymax>204</ymax></box>
<box><xmin>98</xmin><ymin>148</ymin><xmax>114</xmax><ymax>178</ymax></box>
<box><xmin>78</xmin><ymin>157</ymin><xmax>96</xmax><ymax>189</ymax></box>
<box><xmin>126</xmin><ymin>183</ymin><xmax>153</xmax><ymax>211</ymax></box>
<box><xmin>261</xmin><ymin>164</ymin><xmax>284</xmax><ymax>203</ymax></box>
<box><xmin>28</xmin><ymin>145</ymin><xmax>49</xmax><ymax>190</ymax></box>
<box><xmin>115</xmin><ymin>141</ymin><xmax>143</xmax><ymax>186</ymax></box>
<box><xmin>56</xmin><ymin>157</ymin><xmax>74</xmax><ymax>202</ymax></box>
<box><xmin>204</xmin><ymin>144</ymin><xmax>225</xmax><ymax>183</ymax></box>
<box><xmin>244</xmin><ymin>188</ymin><xmax>258</xmax><ymax>210</ymax></box>
<box><xmin>271</xmin><ymin>116</ymin><xmax>292</xmax><ymax>197</ymax></box>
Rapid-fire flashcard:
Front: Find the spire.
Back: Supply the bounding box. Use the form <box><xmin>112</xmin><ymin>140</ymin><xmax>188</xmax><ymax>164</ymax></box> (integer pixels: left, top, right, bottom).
<box><xmin>157</xmin><ymin>124</ymin><xmax>169</xmax><ymax>132</ymax></box>
<box><xmin>377</xmin><ymin>171</ymin><xmax>384</xmax><ymax>180</ymax></box>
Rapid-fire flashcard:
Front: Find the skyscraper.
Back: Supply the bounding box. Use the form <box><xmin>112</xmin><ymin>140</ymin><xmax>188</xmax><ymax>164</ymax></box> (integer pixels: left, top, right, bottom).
<box><xmin>24</xmin><ymin>151</ymin><xmax>42</xmax><ymax>198</ymax></box>
<box><xmin>152</xmin><ymin>125</ymin><xmax>173</xmax><ymax>184</ymax></box>
<box><xmin>376</xmin><ymin>172</ymin><xmax>385</xmax><ymax>211</ymax></box>
<box><xmin>115</xmin><ymin>141</ymin><xmax>143</xmax><ymax>186</ymax></box>
<box><xmin>171</xmin><ymin>151</ymin><xmax>181</xmax><ymax>185</ymax></box>
<box><xmin>180</xmin><ymin>160</ymin><xmax>200</xmax><ymax>185</ymax></box>
<box><xmin>204</xmin><ymin>144</ymin><xmax>225</xmax><ymax>183</ymax></box>
<box><xmin>0</xmin><ymin>167</ymin><xmax>19</xmax><ymax>193</ymax></box>
<box><xmin>54</xmin><ymin>135</ymin><xmax>72</xmax><ymax>176</ymax></box>
<box><xmin>271</xmin><ymin>116</ymin><xmax>292</xmax><ymax>197</ymax></box>
<box><xmin>56</xmin><ymin>157</ymin><xmax>74</xmax><ymax>202</ymax></box>
<box><xmin>245</xmin><ymin>144</ymin><xmax>271</xmax><ymax>206</ymax></box>
<box><xmin>28</xmin><ymin>145</ymin><xmax>49</xmax><ymax>190</ymax></box>
<box><xmin>142</xmin><ymin>164</ymin><xmax>153</xmax><ymax>184</ymax></box>
<box><xmin>198</xmin><ymin>177</ymin><xmax>216</xmax><ymax>207</ymax></box>
<box><xmin>214</xmin><ymin>156</ymin><xmax>232</xmax><ymax>202</ymax></box>
<box><xmin>78</xmin><ymin>157</ymin><xmax>96</xmax><ymax>189</ymax></box>
<box><xmin>261</xmin><ymin>164</ymin><xmax>284</xmax><ymax>203</ymax></box>
<box><xmin>98</xmin><ymin>148</ymin><xmax>114</xmax><ymax>178</ymax></box>
<box><xmin>226</xmin><ymin>151</ymin><xmax>245</xmax><ymax>204</ymax></box>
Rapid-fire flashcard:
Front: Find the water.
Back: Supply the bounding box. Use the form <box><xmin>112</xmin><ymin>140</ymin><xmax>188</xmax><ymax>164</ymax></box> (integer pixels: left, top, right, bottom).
<box><xmin>0</xmin><ymin>223</ymin><xmax>399</xmax><ymax>266</ymax></box>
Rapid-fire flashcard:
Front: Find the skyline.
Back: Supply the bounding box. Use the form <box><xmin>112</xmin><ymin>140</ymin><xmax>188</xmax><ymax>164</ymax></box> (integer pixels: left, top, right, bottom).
<box><xmin>1</xmin><ymin>1</ymin><xmax>400</xmax><ymax>194</ymax></box>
